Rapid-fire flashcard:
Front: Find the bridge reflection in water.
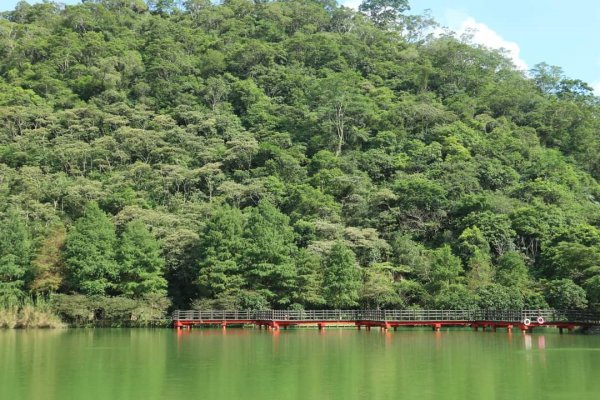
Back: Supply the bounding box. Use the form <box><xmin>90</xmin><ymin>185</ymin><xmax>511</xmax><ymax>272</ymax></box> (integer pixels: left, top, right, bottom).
<box><xmin>172</xmin><ymin>309</ymin><xmax>600</xmax><ymax>333</ymax></box>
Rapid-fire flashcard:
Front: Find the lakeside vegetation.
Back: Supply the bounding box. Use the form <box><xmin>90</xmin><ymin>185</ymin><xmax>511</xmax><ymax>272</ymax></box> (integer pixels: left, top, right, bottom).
<box><xmin>2</xmin><ymin>0</ymin><xmax>600</xmax><ymax>326</ymax></box>
<box><xmin>0</xmin><ymin>298</ymin><xmax>64</xmax><ymax>328</ymax></box>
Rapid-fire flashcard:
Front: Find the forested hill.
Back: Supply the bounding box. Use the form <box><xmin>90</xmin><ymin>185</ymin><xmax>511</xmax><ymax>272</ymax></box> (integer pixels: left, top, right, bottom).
<box><xmin>1</xmin><ymin>0</ymin><xmax>600</xmax><ymax>314</ymax></box>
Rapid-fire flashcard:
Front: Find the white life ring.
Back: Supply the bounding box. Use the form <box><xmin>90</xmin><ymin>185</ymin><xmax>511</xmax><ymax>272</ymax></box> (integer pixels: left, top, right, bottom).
<box><xmin>523</xmin><ymin>318</ymin><xmax>531</xmax><ymax>326</ymax></box>
<box><xmin>537</xmin><ymin>316</ymin><xmax>545</xmax><ymax>325</ymax></box>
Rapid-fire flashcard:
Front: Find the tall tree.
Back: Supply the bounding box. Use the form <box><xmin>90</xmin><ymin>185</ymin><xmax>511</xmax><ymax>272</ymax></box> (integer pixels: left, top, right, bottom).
<box><xmin>426</xmin><ymin>245</ymin><xmax>463</xmax><ymax>290</ymax></box>
<box><xmin>359</xmin><ymin>0</ymin><xmax>410</xmax><ymax>27</ymax></box>
<box><xmin>163</xmin><ymin>229</ymin><xmax>202</xmax><ymax>309</ymax></box>
<box><xmin>0</xmin><ymin>209</ymin><xmax>30</xmax><ymax>304</ymax></box>
<box><xmin>64</xmin><ymin>203</ymin><xmax>118</xmax><ymax>295</ymax></box>
<box><xmin>242</xmin><ymin>201</ymin><xmax>298</xmax><ymax>307</ymax></box>
<box><xmin>197</xmin><ymin>205</ymin><xmax>246</xmax><ymax>300</ymax></box>
<box><xmin>292</xmin><ymin>249</ymin><xmax>325</xmax><ymax>308</ymax></box>
<box><xmin>545</xmin><ymin>279</ymin><xmax>588</xmax><ymax>309</ymax></box>
<box><xmin>118</xmin><ymin>220</ymin><xmax>167</xmax><ymax>297</ymax></box>
<box><xmin>495</xmin><ymin>251</ymin><xmax>529</xmax><ymax>289</ymax></box>
<box><xmin>322</xmin><ymin>241</ymin><xmax>361</xmax><ymax>308</ymax></box>
<box><xmin>314</xmin><ymin>71</ymin><xmax>374</xmax><ymax>156</ymax></box>
<box><xmin>360</xmin><ymin>266</ymin><xmax>401</xmax><ymax>309</ymax></box>
<box><xmin>30</xmin><ymin>224</ymin><xmax>66</xmax><ymax>295</ymax></box>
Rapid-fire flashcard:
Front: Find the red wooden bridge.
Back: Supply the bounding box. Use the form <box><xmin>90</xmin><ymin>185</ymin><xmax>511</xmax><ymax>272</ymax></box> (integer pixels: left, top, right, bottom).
<box><xmin>172</xmin><ymin>309</ymin><xmax>600</xmax><ymax>333</ymax></box>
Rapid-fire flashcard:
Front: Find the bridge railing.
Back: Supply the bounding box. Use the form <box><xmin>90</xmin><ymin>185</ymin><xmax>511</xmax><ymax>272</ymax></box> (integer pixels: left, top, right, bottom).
<box><xmin>171</xmin><ymin>309</ymin><xmax>600</xmax><ymax>324</ymax></box>
<box><xmin>255</xmin><ymin>310</ymin><xmax>359</xmax><ymax>321</ymax></box>
<box><xmin>549</xmin><ymin>310</ymin><xmax>600</xmax><ymax>324</ymax></box>
<box><xmin>172</xmin><ymin>310</ymin><xmax>256</xmax><ymax>321</ymax></box>
<box><xmin>360</xmin><ymin>310</ymin><xmax>475</xmax><ymax>322</ymax></box>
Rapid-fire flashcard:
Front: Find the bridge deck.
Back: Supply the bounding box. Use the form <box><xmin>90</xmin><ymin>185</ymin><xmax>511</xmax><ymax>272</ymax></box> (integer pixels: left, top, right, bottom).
<box><xmin>172</xmin><ymin>309</ymin><xmax>600</xmax><ymax>332</ymax></box>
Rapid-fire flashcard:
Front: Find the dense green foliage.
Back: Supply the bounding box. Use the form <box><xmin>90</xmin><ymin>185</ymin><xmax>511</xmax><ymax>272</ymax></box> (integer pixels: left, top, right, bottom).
<box><xmin>2</xmin><ymin>0</ymin><xmax>600</xmax><ymax>312</ymax></box>
<box><xmin>0</xmin><ymin>209</ymin><xmax>31</xmax><ymax>304</ymax></box>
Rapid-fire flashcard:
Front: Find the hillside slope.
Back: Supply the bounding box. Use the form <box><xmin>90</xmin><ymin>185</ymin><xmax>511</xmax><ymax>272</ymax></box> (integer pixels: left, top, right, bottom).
<box><xmin>1</xmin><ymin>0</ymin><xmax>600</xmax><ymax>312</ymax></box>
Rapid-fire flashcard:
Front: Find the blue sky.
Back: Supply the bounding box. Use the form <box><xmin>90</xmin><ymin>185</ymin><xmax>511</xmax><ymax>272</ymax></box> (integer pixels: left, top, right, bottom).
<box><xmin>407</xmin><ymin>0</ymin><xmax>600</xmax><ymax>92</ymax></box>
<box><xmin>2</xmin><ymin>0</ymin><xmax>600</xmax><ymax>91</ymax></box>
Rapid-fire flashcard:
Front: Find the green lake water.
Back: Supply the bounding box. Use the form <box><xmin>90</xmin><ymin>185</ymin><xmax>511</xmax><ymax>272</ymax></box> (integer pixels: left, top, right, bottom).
<box><xmin>1</xmin><ymin>328</ymin><xmax>599</xmax><ymax>400</ymax></box>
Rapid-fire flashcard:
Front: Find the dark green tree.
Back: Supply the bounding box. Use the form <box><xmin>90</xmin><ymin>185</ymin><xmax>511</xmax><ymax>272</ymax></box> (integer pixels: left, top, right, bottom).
<box><xmin>584</xmin><ymin>274</ymin><xmax>600</xmax><ymax>309</ymax></box>
<box><xmin>545</xmin><ymin>279</ymin><xmax>588</xmax><ymax>309</ymax></box>
<box><xmin>495</xmin><ymin>251</ymin><xmax>529</xmax><ymax>288</ymax></box>
<box><xmin>0</xmin><ymin>209</ymin><xmax>31</xmax><ymax>304</ymax></box>
<box><xmin>434</xmin><ymin>284</ymin><xmax>479</xmax><ymax>310</ymax></box>
<box><xmin>163</xmin><ymin>229</ymin><xmax>202</xmax><ymax>309</ymax></box>
<box><xmin>322</xmin><ymin>242</ymin><xmax>361</xmax><ymax>308</ymax></box>
<box><xmin>197</xmin><ymin>206</ymin><xmax>246</xmax><ymax>301</ymax></box>
<box><xmin>476</xmin><ymin>284</ymin><xmax>524</xmax><ymax>310</ymax></box>
<box><xmin>64</xmin><ymin>203</ymin><xmax>118</xmax><ymax>296</ymax></box>
<box><xmin>292</xmin><ymin>249</ymin><xmax>325</xmax><ymax>309</ymax></box>
<box><xmin>360</xmin><ymin>267</ymin><xmax>402</xmax><ymax>308</ymax></box>
<box><xmin>425</xmin><ymin>245</ymin><xmax>463</xmax><ymax>289</ymax></box>
<box><xmin>242</xmin><ymin>201</ymin><xmax>298</xmax><ymax>307</ymax></box>
<box><xmin>118</xmin><ymin>220</ymin><xmax>167</xmax><ymax>298</ymax></box>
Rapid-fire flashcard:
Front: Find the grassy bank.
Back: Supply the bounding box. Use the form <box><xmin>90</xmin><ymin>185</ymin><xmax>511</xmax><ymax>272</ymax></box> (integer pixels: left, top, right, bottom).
<box><xmin>1</xmin><ymin>294</ymin><xmax>171</xmax><ymax>328</ymax></box>
<box><xmin>0</xmin><ymin>299</ymin><xmax>65</xmax><ymax>329</ymax></box>
<box><xmin>50</xmin><ymin>294</ymin><xmax>171</xmax><ymax>328</ymax></box>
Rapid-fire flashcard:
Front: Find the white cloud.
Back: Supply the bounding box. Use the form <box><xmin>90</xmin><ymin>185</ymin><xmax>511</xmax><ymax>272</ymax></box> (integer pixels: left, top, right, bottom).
<box><xmin>447</xmin><ymin>16</ymin><xmax>528</xmax><ymax>71</ymax></box>
<box><xmin>341</xmin><ymin>4</ymin><xmax>527</xmax><ymax>70</ymax></box>
<box><xmin>592</xmin><ymin>82</ymin><xmax>600</xmax><ymax>96</ymax></box>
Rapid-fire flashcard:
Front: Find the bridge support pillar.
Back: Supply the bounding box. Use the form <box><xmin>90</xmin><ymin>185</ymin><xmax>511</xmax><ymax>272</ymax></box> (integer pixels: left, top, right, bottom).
<box><xmin>472</xmin><ymin>324</ymin><xmax>478</xmax><ymax>332</ymax></box>
<box><xmin>567</xmin><ymin>325</ymin><xmax>574</xmax><ymax>333</ymax></box>
<box><xmin>393</xmin><ymin>326</ymin><xmax>398</xmax><ymax>331</ymax></box>
<box><xmin>318</xmin><ymin>323</ymin><xmax>325</xmax><ymax>331</ymax></box>
<box><xmin>432</xmin><ymin>324</ymin><xmax>441</xmax><ymax>332</ymax></box>
<box><xmin>173</xmin><ymin>321</ymin><xmax>183</xmax><ymax>330</ymax></box>
<box><xmin>221</xmin><ymin>322</ymin><xmax>227</xmax><ymax>330</ymax></box>
<box><xmin>492</xmin><ymin>325</ymin><xmax>497</xmax><ymax>332</ymax></box>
